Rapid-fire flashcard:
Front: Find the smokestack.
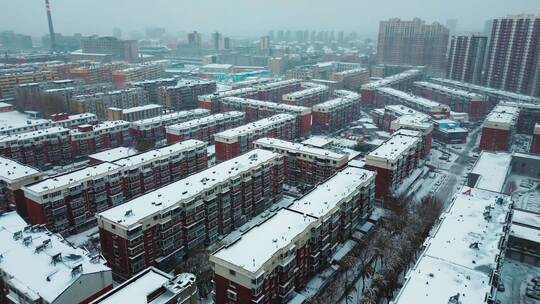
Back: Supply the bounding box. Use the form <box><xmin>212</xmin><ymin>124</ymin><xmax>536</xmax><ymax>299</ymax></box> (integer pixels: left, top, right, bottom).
<box><xmin>44</xmin><ymin>0</ymin><xmax>57</xmax><ymax>52</ymax></box>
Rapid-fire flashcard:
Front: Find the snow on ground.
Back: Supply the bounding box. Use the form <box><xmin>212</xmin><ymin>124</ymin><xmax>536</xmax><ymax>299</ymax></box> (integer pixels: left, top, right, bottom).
<box><xmin>499</xmin><ymin>260</ymin><xmax>540</xmax><ymax>304</ymax></box>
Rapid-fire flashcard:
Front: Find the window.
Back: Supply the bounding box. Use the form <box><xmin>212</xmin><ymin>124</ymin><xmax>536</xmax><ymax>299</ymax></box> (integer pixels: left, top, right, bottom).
<box><xmin>111</xmin><ymin>224</ymin><xmax>116</xmax><ymax>230</ymax></box>
<box><xmin>229</xmin><ymin>269</ymin><xmax>236</xmax><ymax>276</ymax></box>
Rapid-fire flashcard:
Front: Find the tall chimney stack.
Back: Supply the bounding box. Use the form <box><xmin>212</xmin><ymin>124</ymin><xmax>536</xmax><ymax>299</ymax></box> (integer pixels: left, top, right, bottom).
<box><xmin>44</xmin><ymin>0</ymin><xmax>57</xmax><ymax>52</ymax></box>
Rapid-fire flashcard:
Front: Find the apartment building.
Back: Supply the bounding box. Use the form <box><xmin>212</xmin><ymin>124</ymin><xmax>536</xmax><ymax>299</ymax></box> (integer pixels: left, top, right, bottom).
<box><xmin>96</xmin><ymin>149</ymin><xmax>285</xmax><ymax>279</ymax></box>
<box><xmin>281</xmin><ymin>83</ymin><xmax>330</xmax><ymax>107</ymax></box>
<box><xmin>430</xmin><ymin>77</ymin><xmax>540</xmax><ymax>105</ymax></box>
<box><xmin>0</xmin><ymin>117</ymin><xmax>52</xmax><ymax>137</ymax></box>
<box><xmin>69</xmin><ymin>62</ymin><xmax>128</xmax><ymax>84</ymax></box>
<box><xmin>81</xmin><ymin>36</ymin><xmax>139</xmax><ymax>62</ymax></box>
<box><xmin>199</xmin><ymin>88</ymin><xmax>259</xmax><ymax>112</ymax></box>
<box><xmin>479</xmin><ymin>105</ymin><xmax>520</xmax><ymax>151</ymax></box>
<box><xmin>531</xmin><ymin>124</ymin><xmax>540</xmax><ymax>154</ymax></box>
<box><xmin>131</xmin><ymin>78</ymin><xmax>178</xmax><ymax>103</ymax></box>
<box><xmin>157</xmin><ymin>80</ymin><xmax>217</xmax><ymax>110</ymax></box>
<box><xmin>72</xmin><ymin>87</ymin><xmax>150</xmax><ymax>119</ymax></box>
<box><xmin>219</xmin><ymin>97</ymin><xmax>312</xmax><ymax>137</ymax></box>
<box><xmin>253</xmin><ymin>137</ymin><xmax>348</xmax><ymax>188</ymax></box>
<box><xmin>90</xmin><ymin>267</ymin><xmax>198</xmax><ymax>304</ymax></box>
<box><xmin>214</xmin><ymin>114</ymin><xmax>297</xmax><ymax>161</ymax></box>
<box><xmin>112</xmin><ymin>60</ymin><xmax>168</xmax><ymax>88</ymax></box>
<box><xmin>446</xmin><ymin>33</ymin><xmax>488</xmax><ymax>84</ymax></box>
<box><xmin>0</xmin><ymin>127</ymin><xmax>72</xmax><ymax>167</ymax></box>
<box><xmin>129</xmin><ymin>109</ymin><xmax>210</xmax><ymax>141</ymax></box>
<box><xmin>413</xmin><ymin>81</ymin><xmax>488</xmax><ymax>119</ymax></box>
<box><xmin>365</xmin><ymin>132</ymin><xmax>422</xmax><ymax>198</ymax></box>
<box><xmin>330</xmin><ymin>68</ymin><xmax>369</xmax><ymax>91</ymax></box>
<box><xmin>389</xmin><ymin>115</ymin><xmax>434</xmax><ymax>158</ymax></box>
<box><xmin>361</xmin><ymin>69</ymin><xmax>424</xmax><ymax>105</ymax></box>
<box><xmin>0</xmin><ymin>211</ymin><xmax>113</xmax><ymax>304</ymax></box>
<box><xmin>166</xmin><ymin>111</ymin><xmax>245</xmax><ymax>144</ymax></box>
<box><xmin>377</xmin><ymin>18</ymin><xmax>449</xmax><ymax>70</ymax></box>
<box><xmin>374</xmin><ymin>87</ymin><xmax>450</xmax><ymax>117</ymax></box>
<box><xmin>484</xmin><ymin>15</ymin><xmax>540</xmax><ymax>97</ymax></box>
<box><xmin>70</xmin><ymin>121</ymin><xmax>131</xmax><ymax>157</ymax></box>
<box><xmin>50</xmin><ymin>112</ymin><xmax>98</xmax><ymax>128</ymax></box>
<box><xmin>107</xmin><ymin>104</ymin><xmax>163</xmax><ymax>122</ymax></box>
<box><xmin>0</xmin><ymin>156</ymin><xmax>43</xmax><ymax>215</ymax></box>
<box><xmin>312</xmin><ymin>90</ymin><xmax>360</xmax><ymax>133</ymax></box>
<box><xmin>0</xmin><ymin>69</ymin><xmax>56</xmax><ymax>99</ymax></box>
<box><xmin>256</xmin><ymin>79</ymin><xmax>302</xmax><ymax>103</ymax></box>
<box><xmin>210</xmin><ymin>166</ymin><xmax>375</xmax><ymax>304</ymax></box>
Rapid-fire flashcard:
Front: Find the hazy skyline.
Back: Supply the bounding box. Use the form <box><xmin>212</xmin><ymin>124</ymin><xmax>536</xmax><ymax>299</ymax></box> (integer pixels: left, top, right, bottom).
<box><xmin>1</xmin><ymin>0</ymin><xmax>539</xmax><ymax>38</ymax></box>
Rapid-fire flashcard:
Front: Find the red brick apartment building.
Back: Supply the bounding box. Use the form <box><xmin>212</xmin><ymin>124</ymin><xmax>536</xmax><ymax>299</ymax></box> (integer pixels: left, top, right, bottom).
<box><xmin>389</xmin><ymin>115</ymin><xmax>433</xmax><ymax>158</ymax></box>
<box><xmin>22</xmin><ymin>140</ymin><xmax>207</xmax><ymax>234</ymax></box>
<box><xmin>479</xmin><ymin>105</ymin><xmax>520</xmax><ymax>151</ymax></box>
<box><xmin>198</xmin><ymin>80</ymin><xmax>301</xmax><ymax>112</ymax></box>
<box><xmin>210</xmin><ymin>166</ymin><xmax>375</xmax><ymax>304</ymax></box>
<box><xmin>413</xmin><ymin>81</ymin><xmax>488</xmax><ymax>119</ymax></box>
<box><xmin>107</xmin><ymin>104</ymin><xmax>163</xmax><ymax>122</ymax></box>
<box><xmin>365</xmin><ymin>132</ymin><xmax>422</xmax><ymax>198</ymax></box>
<box><xmin>531</xmin><ymin>124</ymin><xmax>540</xmax><ymax>154</ymax></box>
<box><xmin>312</xmin><ymin>90</ymin><xmax>360</xmax><ymax>133</ymax></box>
<box><xmin>374</xmin><ymin>87</ymin><xmax>450</xmax><ymax>117</ymax></box>
<box><xmin>281</xmin><ymin>83</ymin><xmax>330</xmax><ymax>107</ymax></box>
<box><xmin>129</xmin><ymin>109</ymin><xmax>210</xmax><ymax>140</ymax></box>
<box><xmin>0</xmin><ymin>156</ymin><xmax>43</xmax><ymax>215</ymax></box>
<box><xmin>157</xmin><ymin>80</ymin><xmax>217</xmax><ymax>110</ymax></box>
<box><xmin>360</xmin><ymin>69</ymin><xmax>424</xmax><ymax>105</ymax></box>
<box><xmin>214</xmin><ymin>114</ymin><xmax>297</xmax><ymax>161</ymax></box>
<box><xmin>166</xmin><ymin>111</ymin><xmax>245</xmax><ymax>144</ymax></box>
<box><xmin>50</xmin><ymin>112</ymin><xmax>99</xmax><ymax>128</ymax></box>
<box><xmin>0</xmin><ymin>127</ymin><xmax>72</xmax><ymax>167</ymax></box>
<box><xmin>253</xmin><ymin>137</ymin><xmax>348</xmax><ymax>188</ymax></box>
<box><xmin>70</xmin><ymin>120</ymin><xmax>131</xmax><ymax>156</ymax></box>
<box><xmin>219</xmin><ymin>97</ymin><xmax>312</xmax><ymax>137</ymax></box>
<box><xmin>96</xmin><ymin>149</ymin><xmax>285</xmax><ymax>279</ymax></box>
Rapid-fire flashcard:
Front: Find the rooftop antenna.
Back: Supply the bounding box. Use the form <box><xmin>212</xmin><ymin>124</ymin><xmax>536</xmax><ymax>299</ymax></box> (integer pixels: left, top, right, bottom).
<box><xmin>44</xmin><ymin>0</ymin><xmax>57</xmax><ymax>52</ymax></box>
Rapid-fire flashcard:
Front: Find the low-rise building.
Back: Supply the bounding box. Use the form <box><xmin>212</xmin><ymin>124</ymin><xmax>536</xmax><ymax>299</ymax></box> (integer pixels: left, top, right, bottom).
<box><xmin>90</xmin><ymin>267</ymin><xmax>198</xmax><ymax>304</ymax></box>
<box><xmin>96</xmin><ymin>149</ymin><xmax>285</xmax><ymax>279</ymax></box>
<box><xmin>253</xmin><ymin>137</ymin><xmax>348</xmax><ymax>188</ymax></box>
<box><xmin>433</xmin><ymin>119</ymin><xmax>468</xmax><ymax>144</ymax></box>
<box><xmin>157</xmin><ymin>80</ymin><xmax>217</xmax><ymax>111</ymax></box>
<box><xmin>131</xmin><ymin>78</ymin><xmax>178</xmax><ymax>103</ymax></box>
<box><xmin>70</xmin><ymin>121</ymin><xmax>131</xmax><ymax>157</ymax></box>
<box><xmin>361</xmin><ymin>69</ymin><xmax>424</xmax><ymax>105</ymax></box>
<box><xmin>107</xmin><ymin>104</ymin><xmax>163</xmax><ymax>122</ymax></box>
<box><xmin>210</xmin><ymin>166</ymin><xmax>375</xmax><ymax>304</ymax></box>
<box><xmin>219</xmin><ymin>97</ymin><xmax>312</xmax><ymax>137</ymax></box>
<box><xmin>479</xmin><ymin>105</ymin><xmax>520</xmax><ymax>151</ymax></box>
<box><xmin>282</xmin><ymin>83</ymin><xmax>330</xmax><ymax>107</ymax></box>
<box><xmin>50</xmin><ymin>112</ymin><xmax>98</xmax><ymax>128</ymax></box>
<box><xmin>71</xmin><ymin>87</ymin><xmax>150</xmax><ymax>120</ymax></box>
<box><xmin>374</xmin><ymin>87</ymin><xmax>450</xmax><ymax>117</ymax></box>
<box><xmin>0</xmin><ymin>211</ymin><xmax>113</xmax><ymax>304</ymax></box>
<box><xmin>413</xmin><ymin>81</ymin><xmax>488</xmax><ymax>119</ymax></box>
<box><xmin>0</xmin><ymin>156</ymin><xmax>43</xmax><ymax>215</ymax></box>
<box><xmin>129</xmin><ymin>109</ymin><xmax>210</xmax><ymax>141</ymax></box>
<box><xmin>214</xmin><ymin>114</ymin><xmax>297</xmax><ymax>161</ymax></box>
<box><xmin>330</xmin><ymin>68</ymin><xmax>369</xmax><ymax>91</ymax></box>
<box><xmin>166</xmin><ymin>111</ymin><xmax>245</xmax><ymax>144</ymax></box>
<box><xmin>365</xmin><ymin>132</ymin><xmax>422</xmax><ymax>198</ymax></box>
<box><xmin>312</xmin><ymin>90</ymin><xmax>360</xmax><ymax>133</ymax></box>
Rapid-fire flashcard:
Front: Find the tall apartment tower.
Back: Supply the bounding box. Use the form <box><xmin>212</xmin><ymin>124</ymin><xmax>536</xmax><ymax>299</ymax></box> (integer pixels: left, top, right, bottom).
<box><xmin>260</xmin><ymin>35</ymin><xmax>270</xmax><ymax>49</ymax></box>
<box><xmin>377</xmin><ymin>18</ymin><xmax>450</xmax><ymax>71</ymax></box>
<box><xmin>212</xmin><ymin>32</ymin><xmax>223</xmax><ymax>50</ymax></box>
<box><xmin>81</xmin><ymin>36</ymin><xmax>139</xmax><ymax>62</ymax></box>
<box><xmin>484</xmin><ymin>15</ymin><xmax>540</xmax><ymax>97</ymax></box>
<box><xmin>187</xmin><ymin>31</ymin><xmax>202</xmax><ymax>48</ymax></box>
<box><xmin>447</xmin><ymin>34</ymin><xmax>488</xmax><ymax>84</ymax></box>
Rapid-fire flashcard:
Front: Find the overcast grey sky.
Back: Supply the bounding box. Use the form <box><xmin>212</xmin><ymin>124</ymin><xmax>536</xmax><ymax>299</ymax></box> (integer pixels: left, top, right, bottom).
<box><xmin>1</xmin><ymin>0</ymin><xmax>539</xmax><ymax>38</ymax></box>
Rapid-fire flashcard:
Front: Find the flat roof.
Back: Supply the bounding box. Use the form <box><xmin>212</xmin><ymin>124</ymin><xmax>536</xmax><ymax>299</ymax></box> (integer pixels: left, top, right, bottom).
<box><xmin>301</xmin><ymin>136</ymin><xmax>333</xmax><ymax>148</ymax></box>
<box><xmin>287</xmin><ymin>167</ymin><xmax>375</xmax><ymax>218</ymax></box>
<box><xmin>110</xmin><ymin>104</ymin><xmax>162</xmax><ymax>114</ymax></box>
<box><xmin>0</xmin><ymin>211</ymin><xmax>110</xmax><ymax>303</ymax></box>
<box><xmin>510</xmin><ymin>224</ymin><xmax>540</xmax><ymax>243</ymax></box>
<box><xmin>88</xmin><ymin>147</ymin><xmax>139</xmax><ymax>163</ymax></box>
<box><xmin>212</xmin><ymin>209</ymin><xmax>316</xmax><ymax>274</ymax></box>
<box><xmin>362</xmin><ymin>69</ymin><xmax>421</xmax><ymax>89</ymax></box>
<box><xmin>0</xmin><ymin>126</ymin><xmax>69</xmax><ymax>144</ymax></box>
<box><xmin>512</xmin><ymin>209</ymin><xmax>540</xmax><ymax>229</ymax></box>
<box><xmin>470</xmin><ymin>152</ymin><xmax>512</xmax><ymax>193</ymax></box>
<box><xmin>215</xmin><ymin>114</ymin><xmax>296</xmax><ymax>140</ymax></box>
<box><xmin>414</xmin><ymin>81</ymin><xmax>485</xmax><ymax>99</ymax></box>
<box><xmin>130</xmin><ymin>109</ymin><xmax>210</xmax><ymax>127</ymax></box>
<box><xmin>114</xmin><ymin>140</ymin><xmax>206</xmax><ymax>168</ymax></box>
<box><xmin>254</xmin><ymin>137</ymin><xmax>346</xmax><ymax>161</ymax></box>
<box><xmin>377</xmin><ymin>87</ymin><xmax>448</xmax><ymax>111</ymax></box>
<box><xmin>367</xmin><ymin>134</ymin><xmax>419</xmax><ymax>161</ymax></box>
<box><xmin>98</xmin><ymin>149</ymin><xmax>280</xmax><ymax>228</ymax></box>
<box><xmin>221</xmin><ymin>97</ymin><xmax>309</xmax><ymax>114</ymax></box>
<box><xmin>0</xmin><ymin>156</ymin><xmax>41</xmax><ymax>182</ymax></box>
<box><xmin>166</xmin><ymin>111</ymin><xmax>244</xmax><ymax>132</ymax></box>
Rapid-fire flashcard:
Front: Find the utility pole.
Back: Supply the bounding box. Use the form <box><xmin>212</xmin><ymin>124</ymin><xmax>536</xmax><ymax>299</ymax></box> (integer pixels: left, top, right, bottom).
<box><xmin>44</xmin><ymin>0</ymin><xmax>57</xmax><ymax>52</ymax></box>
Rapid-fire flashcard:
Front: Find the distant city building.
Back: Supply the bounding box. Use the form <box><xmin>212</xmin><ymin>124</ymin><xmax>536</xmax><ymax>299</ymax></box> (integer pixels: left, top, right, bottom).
<box><xmin>212</xmin><ymin>32</ymin><xmax>224</xmax><ymax>50</ymax></box>
<box><xmin>187</xmin><ymin>31</ymin><xmax>202</xmax><ymax>48</ymax></box>
<box><xmin>259</xmin><ymin>35</ymin><xmax>270</xmax><ymax>49</ymax></box>
<box><xmin>447</xmin><ymin>33</ymin><xmax>488</xmax><ymax>85</ymax></box>
<box><xmin>376</xmin><ymin>18</ymin><xmax>449</xmax><ymax>70</ymax></box>
<box><xmin>111</xmin><ymin>60</ymin><xmax>168</xmax><ymax>88</ymax></box>
<box><xmin>81</xmin><ymin>36</ymin><xmax>139</xmax><ymax>62</ymax></box>
<box><xmin>484</xmin><ymin>15</ymin><xmax>540</xmax><ymax>97</ymax></box>
<box><xmin>157</xmin><ymin>79</ymin><xmax>216</xmax><ymax>110</ymax></box>
<box><xmin>72</xmin><ymin>87</ymin><xmax>150</xmax><ymax>120</ymax></box>
<box><xmin>107</xmin><ymin>104</ymin><xmax>162</xmax><ymax>122</ymax></box>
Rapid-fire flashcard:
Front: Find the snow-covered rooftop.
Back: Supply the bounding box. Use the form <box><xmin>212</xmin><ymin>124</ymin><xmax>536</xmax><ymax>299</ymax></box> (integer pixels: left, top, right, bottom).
<box><xmin>470</xmin><ymin>152</ymin><xmax>512</xmax><ymax>193</ymax></box>
<box><xmin>512</xmin><ymin>209</ymin><xmax>540</xmax><ymax>229</ymax></box>
<box><xmin>414</xmin><ymin>81</ymin><xmax>485</xmax><ymax>99</ymax></box>
<box><xmin>111</xmin><ymin>104</ymin><xmax>162</xmax><ymax>114</ymax></box>
<box><xmin>212</xmin><ymin>209</ymin><xmax>316</xmax><ymax>274</ymax></box>
<box><xmin>367</xmin><ymin>134</ymin><xmax>419</xmax><ymax>162</ymax></box>
<box><xmin>88</xmin><ymin>147</ymin><xmax>139</xmax><ymax>163</ymax></box>
<box><xmin>221</xmin><ymin>97</ymin><xmax>310</xmax><ymax>114</ymax></box>
<box><xmin>24</xmin><ymin>162</ymin><xmax>121</xmax><ymax>196</ymax></box>
<box><xmin>287</xmin><ymin>167</ymin><xmax>375</xmax><ymax>218</ymax></box>
<box><xmin>0</xmin><ymin>111</ymin><xmax>51</xmax><ymax>135</ymax></box>
<box><xmin>0</xmin><ymin>156</ymin><xmax>41</xmax><ymax>183</ymax></box>
<box><xmin>254</xmin><ymin>137</ymin><xmax>347</xmax><ymax>161</ymax></box>
<box><xmin>377</xmin><ymin>87</ymin><xmax>449</xmax><ymax>112</ymax></box>
<box><xmin>198</xmin><ymin>87</ymin><xmax>258</xmax><ymax>102</ymax></box>
<box><xmin>97</xmin><ymin>149</ymin><xmax>280</xmax><ymax>228</ymax></box>
<box><xmin>282</xmin><ymin>83</ymin><xmax>328</xmax><ymax>100</ymax></box>
<box><xmin>509</xmin><ymin>224</ymin><xmax>540</xmax><ymax>244</ymax></box>
<box><xmin>0</xmin><ymin>126</ymin><xmax>70</xmax><ymax>145</ymax></box>
<box><xmin>214</xmin><ymin>114</ymin><xmax>296</xmax><ymax>140</ymax></box>
<box><xmin>362</xmin><ymin>69</ymin><xmax>421</xmax><ymax>90</ymax></box>
<box><xmin>166</xmin><ymin>111</ymin><xmax>244</xmax><ymax>133</ymax></box>
<box><xmin>0</xmin><ymin>211</ymin><xmax>110</xmax><ymax>303</ymax></box>
<box><xmin>302</xmin><ymin>136</ymin><xmax>333</xmax><ymax>148</ymax></box>
<box><xmin>130</xmin><ymin>109</ymin><xmax>210</xmax><ymax>128</ymax></box>
<box><xmin>114</xmin><ymin>140</ymin><xmax>206</xmax><ymax>168</ymax></box>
